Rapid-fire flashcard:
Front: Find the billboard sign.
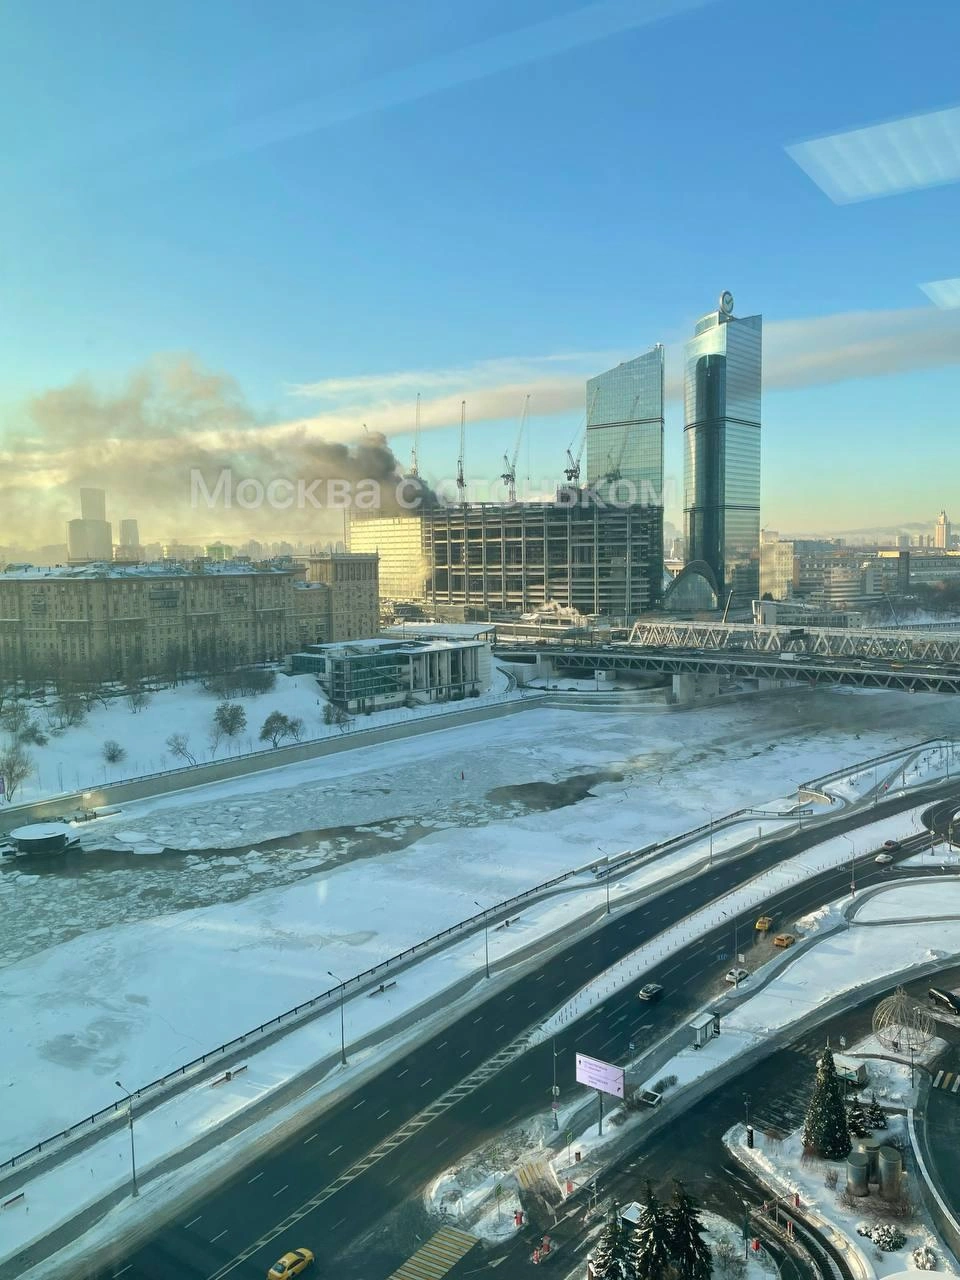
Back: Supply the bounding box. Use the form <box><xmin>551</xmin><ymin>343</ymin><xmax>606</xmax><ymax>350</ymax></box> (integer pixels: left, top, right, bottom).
<box><xmin>575</xmin><ymin>1052</ymin><xmax>624</xmax><ymax>1098</ymax></box>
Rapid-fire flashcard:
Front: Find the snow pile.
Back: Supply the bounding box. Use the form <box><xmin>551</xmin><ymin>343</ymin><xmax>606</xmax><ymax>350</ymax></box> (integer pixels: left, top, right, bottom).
<box><xmin>730</xmin><ymin>1119</ymin><xmax>952</xmax><ymax>1279</ymax></box>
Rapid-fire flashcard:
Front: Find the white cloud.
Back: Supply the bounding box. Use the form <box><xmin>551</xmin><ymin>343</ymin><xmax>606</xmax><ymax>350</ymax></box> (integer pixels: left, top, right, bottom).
<box><xmin>285</xmin><ymin>304</ymin><xmax>960</xmax><ymax>444</ymax></box>
<box><xmin>786</xmin><ymin>104</ymin><xmax>960</xmax><ymax>204</ymax></box>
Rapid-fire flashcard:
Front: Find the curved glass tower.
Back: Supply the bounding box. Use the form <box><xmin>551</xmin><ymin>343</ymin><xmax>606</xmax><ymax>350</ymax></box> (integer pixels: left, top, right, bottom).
<box><xmin>585</xmin><ymin>344</ymin><xmax>664</xmax><ymax>505</ymax></box>
<box><xmin>683</xmin><ymin>297</ymin><xmax>762</xmax><ymax>611</ymax></box>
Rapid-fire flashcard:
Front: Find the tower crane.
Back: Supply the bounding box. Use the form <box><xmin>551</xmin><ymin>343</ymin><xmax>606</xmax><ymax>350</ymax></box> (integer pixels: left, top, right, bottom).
<box><xmin>563</xmin><ymin>387</ymin><xmax>599</xmax><ymax>485</ymax></box>
<box><xmin>602</xmin><ymin>394</ymin><xmax>642</xmax><ymax>486</ymax></box>
<box><xmin>410</xmin><ymin>393</ymin><xmax>421</xmax><ymax>477</ymax></box>
<box><xmin>456</xmin><ymin>400</ymin><xmax>467</xmax><ymax>503</ymax></box>
<box><xmin>501</xmin><ymin>394</ymin><xmax>530</xmax><ymax>503</ymax></box>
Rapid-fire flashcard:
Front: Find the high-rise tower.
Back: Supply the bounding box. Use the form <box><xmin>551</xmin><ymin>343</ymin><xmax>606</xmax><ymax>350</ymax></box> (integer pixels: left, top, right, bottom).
<box><xmin>585</xmin><ymin>344</ymin><xmax>664</xmax><ymax>505</ymax></box>
<box><xmin>683</xmin><ymin>292</ymin><xmax>762</xmax><ymax>610</ymax></box>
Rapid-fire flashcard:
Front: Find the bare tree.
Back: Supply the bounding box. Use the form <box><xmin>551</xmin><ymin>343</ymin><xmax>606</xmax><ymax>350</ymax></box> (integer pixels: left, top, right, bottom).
<box><xmin>0</xmin><ymin>742</ymin><xmax>33</xmax><ymax>803</ymax></box>
<box><xmin>103</xmin><ymin>740</ymin><xmax>126</xmax><ymax>765</ymax></box>
<box><xmin>166</xmin><ymin>733</ymin><xmax>198</xmax><ymax>766</ymax></box>
<box><xmin>126</xmin><ymin>689</ymin><xmax>150</xmax><ymax>714</ymax></box>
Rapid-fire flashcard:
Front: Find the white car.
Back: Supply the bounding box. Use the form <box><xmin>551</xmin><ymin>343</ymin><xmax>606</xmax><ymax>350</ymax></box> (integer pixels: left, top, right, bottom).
<box><xmin>725</xmin><ymin>968</ymin><xmax>749</xmax><ymax>985</ymax></box>
<box><xmin>874</xmin><ymin>852</ymin><xmax>894</xmax><ymax>864</ymax></box>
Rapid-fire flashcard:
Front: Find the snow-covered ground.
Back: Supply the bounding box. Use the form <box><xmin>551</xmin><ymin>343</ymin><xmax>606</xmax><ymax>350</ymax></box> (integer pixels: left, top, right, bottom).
<box><xmin>731</xmin><ymin>1107</ymin><xmax>954</xmax><ymax>1279</ymax></box>
<box><xmin>2</xmin><ymin>688</ymin><xmax>953</xmax><ymax>981</ymax></box>
<box><xmin>0</xmin><ymin>666</ymin><xmax>514</xmax><ymax>805</ymax></box>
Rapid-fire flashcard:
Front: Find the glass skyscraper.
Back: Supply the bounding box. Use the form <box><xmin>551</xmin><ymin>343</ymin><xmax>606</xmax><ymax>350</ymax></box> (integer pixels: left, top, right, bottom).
<box><xmin>585</xmin><ymin>345</ymin><xmax>664</xmax><ymax>505</ymax></box>
<box><xmin>683</xmin><ymin>296</ymin><xmax>762</xmax><ymax>610</ymax></box>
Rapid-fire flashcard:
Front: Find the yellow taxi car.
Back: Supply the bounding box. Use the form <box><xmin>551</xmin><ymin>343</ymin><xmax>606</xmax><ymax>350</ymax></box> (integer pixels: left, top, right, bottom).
<box><xmin>755</xmin><ymin>915</ymin><xmax>773</xmax><ymax>933</ymax></box>
<box><xmin>267</xmin><ymin>1248</ymin><xmax>314</xmax><ymax>1279</ymax></box>
<box><xmin>773</xmin><ymin>933</ymin><xmax>796</xmax><ymax>949</ymax></box>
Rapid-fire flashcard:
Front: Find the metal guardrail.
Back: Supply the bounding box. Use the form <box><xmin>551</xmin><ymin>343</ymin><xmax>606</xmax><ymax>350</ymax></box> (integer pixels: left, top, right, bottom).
<box><xmin>801</xmin><ymin>738</ymin><xmax>953</xmax><ymax>791</ymax></box>
<box><xmin>0</xmin><ymin>691</ymin><xmax>538</xmax><ymax>828</ymax></box>
<box><xmin>0</xmin><ymin>726</ymin><xmax>947</xmax><ymax>1175</ymax></box>
<box><xmin>0</xmin><ymin>857</ymin><xmax>590</xmax><ymax>1174</ymax></box>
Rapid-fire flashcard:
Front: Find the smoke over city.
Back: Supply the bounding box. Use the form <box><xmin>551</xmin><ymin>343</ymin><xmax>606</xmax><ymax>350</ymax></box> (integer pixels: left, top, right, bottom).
<box><xmin>0</xmin><ymin>356</ymin><xmax>438</xmax><ymax>550</ymax></box>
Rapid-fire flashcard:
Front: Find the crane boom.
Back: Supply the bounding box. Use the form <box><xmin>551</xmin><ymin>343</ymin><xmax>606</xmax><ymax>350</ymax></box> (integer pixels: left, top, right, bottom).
<box><xmin>563</xmin><ymin>387</ymin><xmax>599</xmax><ymax>484</ymax></box>
<box><xmin>456</xmin><ymin>400</ymin><xmax>466</xmax><ymax>503</ymax></box>
<box><xmin>410</xmin><ymin>393</ymin><xmax>421</xmax><ymax>477</ymax></box>
<box><xmin>501</xmin><ymin>393</ymin><xmax>530</xmax><ymax>503</ymax></box>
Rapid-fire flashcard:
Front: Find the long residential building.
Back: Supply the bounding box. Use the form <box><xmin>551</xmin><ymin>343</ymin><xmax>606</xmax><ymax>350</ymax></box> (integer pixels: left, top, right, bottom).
<box><xmin>0</xmin><ymin>555</ymin><xmax>379</xmax><ymax>681</ymax></box>
<box><xmin>351</xmin><ymin>495</ymin><xmax>663</xmax><ymax>620</ymax></box>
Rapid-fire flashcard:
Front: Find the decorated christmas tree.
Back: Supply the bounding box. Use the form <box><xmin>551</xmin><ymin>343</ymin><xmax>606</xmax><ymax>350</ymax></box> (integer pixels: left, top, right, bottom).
<box><xmin>802</xmin><ymin>1045</ymin><xmax>851</xmax><ymax>1159</ymax></box>
<box><xmin>667</xmin><ymin>1180</ymin><xmax>713</xmax><ymax>1280</ymax></box>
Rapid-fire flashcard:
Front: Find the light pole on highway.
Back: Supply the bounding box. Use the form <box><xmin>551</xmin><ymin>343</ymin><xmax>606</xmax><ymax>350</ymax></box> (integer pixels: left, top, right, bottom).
<box><xmin>115</xmin><ymin>1081</ymin><xmax>139</xmax><ymax>1198</ymax></box>
<box><xmin>474</xmin><ymin>902</ymin><xmax>490</xmax><ymax>979</ymax></box>
<box><xmin>551</xmin><ymin>1037</ymin><xmax>560</xmax><ymax>1130</ymax></box>
<box><xmin>701</xmin><ymin>809</ymin><xmax>715</xmax><ymax>865</ymax></box>
<box><xmin>327</xmin><ymin>969</ymin><xmax>347</xmax><ymax>1065</ymax></box>
<box><xmin>842</xmin><ymin>833</ymin><xmax>856</xmax><ymax>896</ymax></box>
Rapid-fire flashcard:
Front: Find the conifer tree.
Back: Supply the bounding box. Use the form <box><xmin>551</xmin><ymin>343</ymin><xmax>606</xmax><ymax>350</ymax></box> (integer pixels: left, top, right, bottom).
<box><xmin>667</xmin><ymin>1179</ymin><xmax>713</xmax><ymax>1280</ymax></box>
<box><xmin>631</xmin><ymin>1184</ymin><xmax>676</xmax><ymax>1280</ymax></box>
<box><xmin>802</xmin><ymin>1045</ymin><xmax>851</xmax><ymax>1159</ymax></box>
<box><xmin>846</xmin><ymin>1095</ymin><xmax>870</xmax><ymax>1138</ymax></box>
<box><xmin>866</xmin><ymin>1093</ymin><xmax>887</xmax><ymax>1130</ymax></box>
<box><xmin>591</xmin><ymin>1205</ymin><xmax>634</xmax><ymax>1280</ymax></box>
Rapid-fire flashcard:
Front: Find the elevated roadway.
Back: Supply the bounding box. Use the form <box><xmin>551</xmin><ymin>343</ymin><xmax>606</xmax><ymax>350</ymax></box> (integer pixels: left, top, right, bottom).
<box><xmin>492</xmin><ymin>637</ymin><xmax>960</xmax><ymax>693</ymax></box>
<box><xmin>21</xmin><ymin>783</ymin><xmax>958</xmax><ymax>1280</ymax></box>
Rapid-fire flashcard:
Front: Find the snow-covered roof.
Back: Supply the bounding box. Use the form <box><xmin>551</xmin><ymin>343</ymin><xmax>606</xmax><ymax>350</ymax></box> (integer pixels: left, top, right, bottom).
<box><xmin>0</xmin><ymin>560</ymin><xmax>297</xmax><ymax>581</ymax></box>
<box><xmin>10</xmin><ymin>824</ymin><xmax>69</xmax><ymax>840</ymax></box>
<box><xmin>382</xmin><ymin>623</ymin><xmax>495</xmax><ymax>639</ymax></box>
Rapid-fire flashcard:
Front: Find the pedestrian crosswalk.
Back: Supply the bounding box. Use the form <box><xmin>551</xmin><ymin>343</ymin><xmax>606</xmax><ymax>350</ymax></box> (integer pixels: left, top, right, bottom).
<box><xmin>388</xmin><ymin>1226</ymin><xmax>479</xmax><ymax>1280</ymax></box>
<box><xmin>517</xmin><ymin>1159</ymin><xmax>553</xmax><ymax>1191</ymax></box>
<box><xmin>932</xmin><ymin>1069</ymin><xmax>960</xmax><ymax>1093</ymax></box>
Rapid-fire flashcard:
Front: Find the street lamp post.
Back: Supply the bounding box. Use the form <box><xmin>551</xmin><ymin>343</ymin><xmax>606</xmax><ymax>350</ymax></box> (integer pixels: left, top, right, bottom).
<box><xmin>741</xmin><ymin>1199</ymin><xmax>751</xmax><ymax>1260</ymax></box>
<box><xmin>551</xmin><ymin>1037</ymin><xmax>560</xmax><ymax>1130</ymax></box>
<box><xmin>327</xmin><ymin>969</ymin><xmax>347</xmax><ymax>1065</ymax></box>
<box><xmin>474</xmin><ymin>902</ymin><xmax>490</xmax><ymax>979</ymax></box>
<box><xmin>843</xmin><ymin>833</ymin><xmax>856</xmax><ymax>895</ymax></box>
<box><xmin>702</xmin><ymin>809</ymin><xmax>715</xmax><ymax>865</ymax></box>
<box><xmin>115</xmin><ymin>1081</ymin><xmax>139</xmax><ymax>1198</ymax></box>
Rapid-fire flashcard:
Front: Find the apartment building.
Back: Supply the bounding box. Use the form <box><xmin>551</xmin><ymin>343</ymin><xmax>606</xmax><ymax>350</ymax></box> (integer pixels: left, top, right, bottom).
<box><xmin>0</xmin><ymin>556</ymin><xmax>376</xmax><ymax>681</ymax></box>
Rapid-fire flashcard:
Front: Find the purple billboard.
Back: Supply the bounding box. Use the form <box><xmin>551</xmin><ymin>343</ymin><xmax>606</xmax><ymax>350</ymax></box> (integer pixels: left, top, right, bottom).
<box><xmin>575</xmin><ymin>1052</ymin><xmax>625</xmax><ymax>1099</ymax></box>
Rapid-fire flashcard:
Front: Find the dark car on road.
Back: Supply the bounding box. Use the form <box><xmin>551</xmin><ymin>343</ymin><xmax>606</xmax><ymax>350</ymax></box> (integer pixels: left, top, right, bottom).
<box><xmin>929</xmin><ymin>987</ymin><xmax>960</xmax><ymax>1016</ymax></box>
<box><xmin>638</xmin><ymin>983</ymin><xmax>663</xmax><ymax>1002</ymax></box>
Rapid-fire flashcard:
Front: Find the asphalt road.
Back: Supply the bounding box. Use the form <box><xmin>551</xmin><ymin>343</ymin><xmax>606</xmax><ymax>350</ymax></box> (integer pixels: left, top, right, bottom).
<box><xmin>31</xmin><ymin>784</ymin><xmax>960</xmax><ymax>1280</ymax></box>
<box><xmin>440</xmin><ymin>966</ymin><xmax>960</xmax><ymax>1280</ymax></box>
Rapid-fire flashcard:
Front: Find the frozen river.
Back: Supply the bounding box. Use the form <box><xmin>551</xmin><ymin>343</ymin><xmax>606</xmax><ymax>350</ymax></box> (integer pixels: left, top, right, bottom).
<box><xmin>0</xmin><ymin>686</ymin><xmax>954</xmax><ymax>970</ymax></box>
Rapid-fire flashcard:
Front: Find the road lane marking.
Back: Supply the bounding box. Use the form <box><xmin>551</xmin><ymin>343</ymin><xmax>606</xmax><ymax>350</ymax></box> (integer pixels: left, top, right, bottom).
<box><xmin>495</xmin><ymin>1024</ymin><xmax>505</xmax><ymax>1032</ymax></box>
<box><xmin>398</xmin><ymin>1068</ymin><xmax>409</xmax><ymax>1078</ymax></box>
<box><xmin>437</xmin><ymin>1041</ymin><xmax>448</xmax><ymax>1049</ymax></box>
<box><xmin>248</xmin><ymin>1171</ymin><xmax>264</xmax><ymax>1183</ymax></box>
<box><xmin>185</xmin><ymin>1216</ymin><xmax>202</xmax><ymax>1228</ymax></box>
<box><xmin>352</xmin><ymin>1098</ymin><xmax>366</xmax><ymax>1109</ymax></box>
<box><xmin>211</xmin><ymin>1230</ymin><xmax>228</xmax><ymax>1243</ymax></box>
<box><xmin>421</xmin><ymin>1077</ymin><xmax>433</xmax><ymax>1087</ymax></box>
<box><xmin>115</xmin><ymin>1268</ymin><xmax>132</xmax><ymax>1277</ymax></box>
<box><xmin>273</xmin><ymin>1184</ymin><xmax>288</xmax><ymax>1197</ymax></box>
<box><xmin>536</xmin><ymin>973</ymin><xmax>545</xmax><ymax>980</ymax></box>
<box><xmin>473</xmin><ymin>1016</ymin><xmax>484</xmax><ymax>1023</ymax></box>
<box><xmin>303</xmin><ymin>1132</ymin><xmax>319</xmax><ymax>1144</ymax></box>
<box><xmin>378</xmin><ymin>1109</ymin><xmax>391</xmax><ymax>1119</ymax></box>
<box><xmin>481</xmin><ymin>1104</ymin><xmax>492</xmax><ymax>1113</ymax></box>
<box><xmin>460</xmin><ymin>1049</ymin><xmax>471</xmax><ymax>1058</ymax></box>
<box><xmin>329</xmin><ymin>1144</ymin><xmax>343</xmax><ymax>1155</ymax></box>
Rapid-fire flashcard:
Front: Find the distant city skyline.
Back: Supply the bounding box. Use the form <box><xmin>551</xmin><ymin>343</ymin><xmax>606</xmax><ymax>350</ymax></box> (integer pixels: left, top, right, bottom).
<box><xmin>1</xmin><ymin>1</ymin><xmax>958</xmax><ymax>542</ymax></box>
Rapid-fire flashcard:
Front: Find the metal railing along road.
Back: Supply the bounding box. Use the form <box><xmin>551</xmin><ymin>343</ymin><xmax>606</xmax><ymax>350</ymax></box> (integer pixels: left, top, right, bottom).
<box><xmin>0</xmin><ymin>732</ymin><xmax>948</xmax><ymax>1175</ymax></box>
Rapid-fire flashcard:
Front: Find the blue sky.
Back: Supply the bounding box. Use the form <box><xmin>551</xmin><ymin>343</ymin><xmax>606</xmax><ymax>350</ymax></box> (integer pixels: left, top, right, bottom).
<box><xmin>1</xmin><ymin>0</ymin><xmax>959</xmax><ymax>543</ymax></box>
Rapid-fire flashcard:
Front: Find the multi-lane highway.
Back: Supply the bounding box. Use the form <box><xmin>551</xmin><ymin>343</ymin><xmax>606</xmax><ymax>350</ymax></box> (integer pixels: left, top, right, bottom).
<box><xmin>17</xmin><ymin>784</ymin><xmax>959</xmax><ymax>1280</ymax></box>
